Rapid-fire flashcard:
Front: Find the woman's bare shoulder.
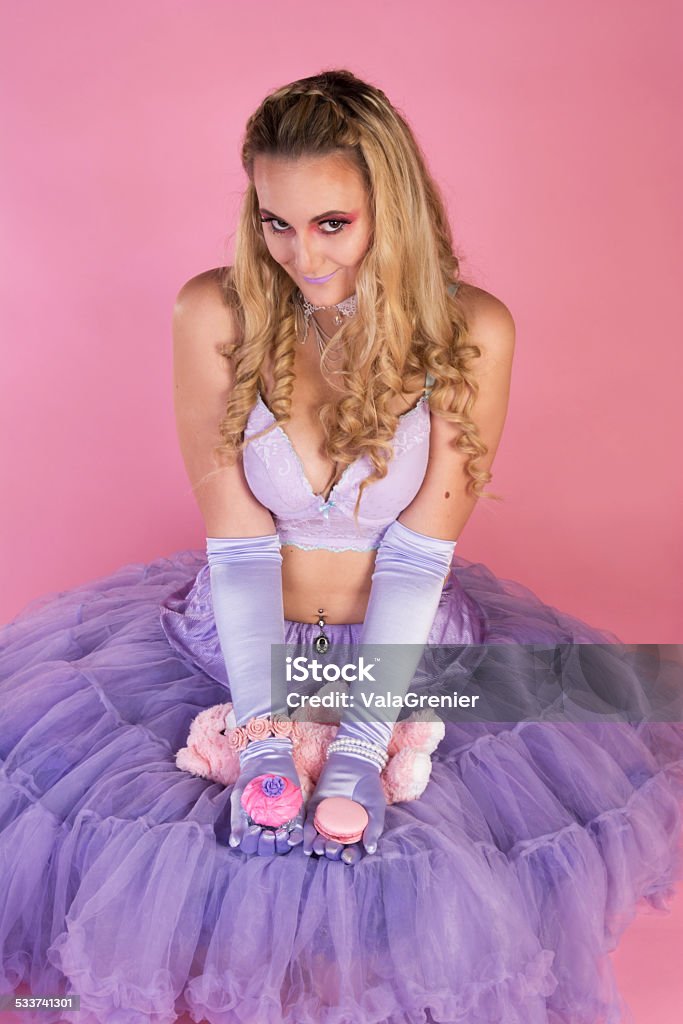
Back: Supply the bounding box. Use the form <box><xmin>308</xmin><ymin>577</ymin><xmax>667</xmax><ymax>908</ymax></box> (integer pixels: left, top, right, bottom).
<box><xmin>454</xmin><ymin>281</ymin><xmax>516</xmax><ymax>361</ymax></box>
<box><xmin>175</xmin><ymin>265</ymin><xmax>232</xmax><ymax>299</ymax></box>
<box><xmin>455</xmin><ymin>280</ymin><xmax>514</xmax><ymax>319</ymax></box>
<box><xmin>174</xmin><ymin>267</ymin><xmax>239</xmax><ymax>349</ymax></box>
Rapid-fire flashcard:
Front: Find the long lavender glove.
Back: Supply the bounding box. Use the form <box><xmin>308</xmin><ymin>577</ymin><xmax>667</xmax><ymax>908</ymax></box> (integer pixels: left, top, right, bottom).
<box><xmin>206</xmin><ymin>535</ymin><xmax>305</xmax><ymax>856</ymax></box>
<box><xmin>303</xmin><ymin>520</ymin><xmax>457</xmax><ymax>862</ymax></box>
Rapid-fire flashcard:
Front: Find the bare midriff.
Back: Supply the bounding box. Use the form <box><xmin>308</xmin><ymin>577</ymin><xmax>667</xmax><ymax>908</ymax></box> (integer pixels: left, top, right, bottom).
<box><xmin>281</xmin><ymin>546</ymin><xmax>376</xmax><ymax>625</ymax></box>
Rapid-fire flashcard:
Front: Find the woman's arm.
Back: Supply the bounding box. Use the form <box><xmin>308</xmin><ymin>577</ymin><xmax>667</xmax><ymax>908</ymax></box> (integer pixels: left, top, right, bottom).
<box><xmin>354</xmin><ymin>285</ymin><xmax>517</xmax><ymax>725</ymax></box>
<box><xmin>173</xmin><ymin>268</ymin><xmax>285</xmax><ymax>721</ymax></box>
<box><xmin>173</xmin><ymin>269</ymin><xmax>304</xmax><ymax>855</ymax></box>
<box><xmin>399</xmin><ymin>285</ymin><xmax>516</xmax><ymax>541</ymax></box>
<box><xmin>172</xmin><ymin>267</ymin><xmax>276</xmax><ymax>538</ymax></box>
<box><xmin>345</xmin><ymin>284</ymin><xmax>517</xmax><ymax>724</ymax></box>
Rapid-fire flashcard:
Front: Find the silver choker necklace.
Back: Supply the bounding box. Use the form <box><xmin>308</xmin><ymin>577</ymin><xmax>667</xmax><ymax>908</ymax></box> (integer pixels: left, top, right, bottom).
<box><xmin>294</xmin><ymin>290</ymin><xmax>358</xmax><ymax>356</ymax></box>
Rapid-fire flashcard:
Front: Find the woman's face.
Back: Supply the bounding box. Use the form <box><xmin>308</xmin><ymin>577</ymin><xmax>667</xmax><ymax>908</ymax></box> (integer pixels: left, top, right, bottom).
<box><xmin>252</xmin><ymin>152</ymin><xmax>373</xmax><ymax>304</ymax></box>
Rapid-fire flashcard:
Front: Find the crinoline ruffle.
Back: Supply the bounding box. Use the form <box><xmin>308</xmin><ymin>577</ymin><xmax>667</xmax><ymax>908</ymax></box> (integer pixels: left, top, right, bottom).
<box><xmin>0</xmin><ymin>548</ymin><xmax>681</xmax><ymax>1023</ymax></box>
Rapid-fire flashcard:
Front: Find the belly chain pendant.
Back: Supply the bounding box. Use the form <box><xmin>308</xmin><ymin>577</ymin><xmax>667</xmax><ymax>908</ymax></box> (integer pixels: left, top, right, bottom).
<box><xmin>314</xmin><ymin>607</ymin><xmax>330</xmax><ymax>654</ymax></box>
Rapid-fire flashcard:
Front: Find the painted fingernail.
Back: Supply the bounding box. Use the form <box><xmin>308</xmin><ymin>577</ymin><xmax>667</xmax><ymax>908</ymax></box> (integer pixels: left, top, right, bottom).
<box><xmin>229</xmin><ymin>835</ymin><xmax>240</xmax><ymax>847</ymax></box>
<box><xmin>367</xmin><ymin>844</ymin><xmax>377</xmax><ymax>854</ymax></box>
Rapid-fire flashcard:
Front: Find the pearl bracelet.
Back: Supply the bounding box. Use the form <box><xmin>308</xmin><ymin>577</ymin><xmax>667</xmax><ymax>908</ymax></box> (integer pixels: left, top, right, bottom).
<box><xmin>327</xmin><ymin>737</ymin><xmax>388</xmax><ymax>770</ymax></box>
<box><xmin>328</xmin><ymin>735</ymin><xmax>388</xmax><ymax>763</ymax></box>
<box><xmin>328</xmin><ymin>743</ymin><xmax>386</xmax><ymax>771</ymax></box>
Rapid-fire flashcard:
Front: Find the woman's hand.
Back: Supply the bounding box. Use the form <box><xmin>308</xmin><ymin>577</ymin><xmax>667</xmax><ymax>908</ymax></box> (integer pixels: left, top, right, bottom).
<box><xmin>228</xmin><ymin>739</ymin><xmax>305</xmax><ymax>856</ymax></box>
<box><xmin>302</xmin><ymin>749</ymin><xmax>387</xmax><ymax>865</ymax></box>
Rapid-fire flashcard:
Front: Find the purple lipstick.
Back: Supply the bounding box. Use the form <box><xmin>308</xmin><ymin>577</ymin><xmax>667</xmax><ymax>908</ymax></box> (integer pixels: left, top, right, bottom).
<box><xmin>302</xmin><ymin>269</ymin><xmax>339</xmax><ymax>284</ymax></box>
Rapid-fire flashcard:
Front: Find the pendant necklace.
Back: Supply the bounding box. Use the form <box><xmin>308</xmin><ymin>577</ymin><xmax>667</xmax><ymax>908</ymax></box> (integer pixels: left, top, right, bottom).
<box><xmin>294</xmin><ymin>290</ymin><xmax>358</xmax><ymax>356</ymax></box>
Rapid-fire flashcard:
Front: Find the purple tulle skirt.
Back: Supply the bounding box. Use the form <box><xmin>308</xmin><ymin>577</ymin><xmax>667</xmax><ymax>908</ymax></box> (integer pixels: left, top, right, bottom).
<box><xmin>1</xmin><ymin>548</ymin><xmax>682</xmax><ymax>1024</ymax></box>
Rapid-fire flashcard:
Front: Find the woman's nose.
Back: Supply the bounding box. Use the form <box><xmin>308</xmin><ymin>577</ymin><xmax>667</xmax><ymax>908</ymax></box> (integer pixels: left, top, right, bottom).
<box><xmin>293</xmin><ymin>234</ymin><xmax>321</xmax><ymax>275</ymax></box>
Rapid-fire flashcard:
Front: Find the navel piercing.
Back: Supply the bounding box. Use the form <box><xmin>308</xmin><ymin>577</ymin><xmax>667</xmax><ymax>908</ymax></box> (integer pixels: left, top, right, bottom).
<box><xmin>314</xmin><ymin>607</ymin><xmax>330</xmax><ymax>654</ymax></box>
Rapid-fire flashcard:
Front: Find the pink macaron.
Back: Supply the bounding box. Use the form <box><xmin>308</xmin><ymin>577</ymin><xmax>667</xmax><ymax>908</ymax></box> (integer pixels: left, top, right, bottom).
<box><xmin>313</xmin><ymin>796</ymin><xmax>369</xmax><ymax>845</ymax></box>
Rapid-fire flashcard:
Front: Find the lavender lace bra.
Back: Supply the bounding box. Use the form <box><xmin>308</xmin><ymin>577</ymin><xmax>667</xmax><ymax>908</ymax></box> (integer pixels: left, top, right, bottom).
<box><xmin>242</xmin><ymin>375</ymin><xmax>431</xmax><ymax>552</ymax></box>
<box><xmin>242</xmin><ymin>281</ymin><xmax>460</xmax><ymax>553</ymax></box>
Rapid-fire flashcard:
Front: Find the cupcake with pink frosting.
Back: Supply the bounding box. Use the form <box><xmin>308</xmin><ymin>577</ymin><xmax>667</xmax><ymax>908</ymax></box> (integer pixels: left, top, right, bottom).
<box><xmin>241</xmin><ymin>773</ymin><xmax>303</xmax><ymax>828</ymax></box>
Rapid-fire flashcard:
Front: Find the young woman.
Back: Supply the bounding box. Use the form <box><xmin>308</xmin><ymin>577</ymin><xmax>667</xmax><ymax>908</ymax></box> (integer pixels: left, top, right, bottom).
<box><xmin>1</xmin><ymin>69</ymin><xmax>681</xmax><ymax>1024</ymax></box>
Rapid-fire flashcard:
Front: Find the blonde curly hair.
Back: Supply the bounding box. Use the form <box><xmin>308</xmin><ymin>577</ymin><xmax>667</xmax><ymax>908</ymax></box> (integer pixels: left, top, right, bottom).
<box><xmin>214</xmin><ymin>68</ymin><xmax>499</xmax><ymax>522</ymax></box>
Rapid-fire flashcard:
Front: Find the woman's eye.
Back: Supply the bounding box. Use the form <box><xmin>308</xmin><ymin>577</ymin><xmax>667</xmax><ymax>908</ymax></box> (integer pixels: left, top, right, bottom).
<box><xmin>319</xmin><ymin>219</ymin><xmax>349</xmax><ymax>234</ymax></box>
<box><xmin>260</xmin><ymin>217</ymin><xmax>290</xmax><ymax>234</ymax></box>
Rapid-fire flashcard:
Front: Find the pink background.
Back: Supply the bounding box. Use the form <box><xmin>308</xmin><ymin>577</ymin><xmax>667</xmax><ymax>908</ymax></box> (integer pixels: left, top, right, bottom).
<box><xmin>1</xmin><ymin>1</ymin><xmax>682</xmax><ymax>1019</ymax></box>
<box><xmin>2</xmin><ymin>0</ymin><xmax>681</xmax><ymax>642</ymax></box>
